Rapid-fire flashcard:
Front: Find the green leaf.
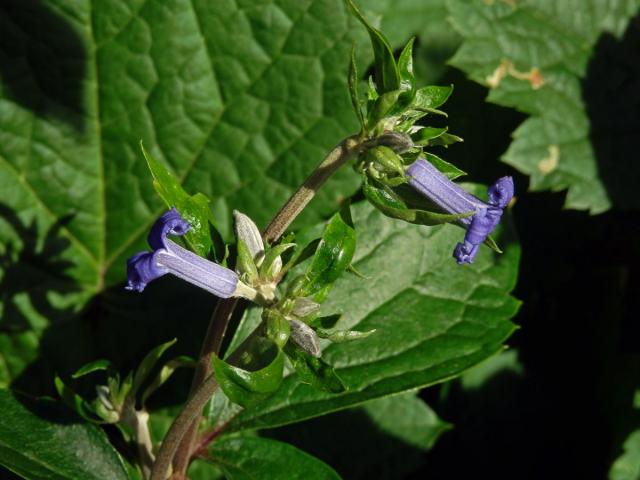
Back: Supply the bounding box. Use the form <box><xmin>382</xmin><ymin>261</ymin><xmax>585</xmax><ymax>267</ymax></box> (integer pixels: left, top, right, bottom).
<box><xmin>346</xmin><ymin>0</ymin><xmax>401</xmax><ymax>94</ymax></box>
<box><xmin>213</xmin><ymin>345</ymin><xmax>285</xmax><ymax>408</ymax></box>
<box><xmin>208</xmin><ymin>436</ymin><xmax>341</xmax><ymax>480</ymax></box>
<box><xmin>412</xmin><ymin>85</ymin><xmax>454</xmax><ymax>110</ymax></box>
<box><xmin>225</xmin><ymin>201</ymin><xmax>520</xmax><ymax>431</ymax></box>
<box><xmin>367</xmin><ymin>90</ymin><xmax>402</xmax><ymax>129</ymax></box>
<box><xmin>141</xmin><ymin>355</ymin><xmax>195</xmax><ymax>406</ymax></box>
<box><xmin>0</xmin><ymin>389</ymin><xmax>128</xmax><ymax>480</ymax></box>
<box><xmin>412</xmin><ymin>126</ymin><xmax>448</xmax><ymax>146</ymax></box>
<box><xmin>141</xmin><ymin>143</ymin><xmax>215</xmax><ymax>257</ymax></box>
<box><xmin>0</xmin><ymin>0</ymin><xmax>455</xmax><ymax>390</ymax></box>
<box><xmin>54</xmin><ymin>376</ymin><xmax>103</xmax><ymax>423</ymax></box>
<box><xmin>424</xmin><ymin>152</ymin><xmax>466</xmax><ymax>180</ymax></box>
<box><xmin>302</xmin><ymin>206</ymin><xmax>356</xmax><ymax>301</ymax></box>
<box><xmin>396</xmin><ymin>37</ymin><xmax>417</xmax><ymax>108</ymax></box>
<box><xmin>71</xmin><ymin>359</ymin><xmax>114</xmax><ymax>379</ymax></box>
<box><xmin>266</xmin><ymin>392</ymin><xmax>449</xmax><ymax>480</ymax></box>
<box><xmin>362</xmin><ymin>177</ymin><xmax>473</xmax><ymax>226</ymax></box>
<box><xmin>611</xmin><ymin>429</ymin><xmax>640</xmax><ymax>480</ymax></box>
<box><xmin>284</xmin><ymin>344</ymin><xmax>346</xmax><ymax>394</ymax></box>
<box><xmin>362</xmin><ymin>392</ymin><xmax>451</xmax><ymax>451</ymax></box>
<box><xmin>131</xmin><ymin>338</ymin><xmax>177</xmax><ymax>398</ymax></box>
<box><xmin>448</xmin><ymin>0</ymin><xmax>640</xmax><ymax>213</ymax></box>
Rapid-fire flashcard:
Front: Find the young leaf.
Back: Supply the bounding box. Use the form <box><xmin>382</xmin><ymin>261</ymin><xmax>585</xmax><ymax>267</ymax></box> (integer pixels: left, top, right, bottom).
<box><xmin>367</xmin><ymin>90</ymin><xmax>401</xmax><ymax>130</ymax></box>
<box><xmin>208</xmin><ymin>436</ymin><xmax>341</xmax><ymax>480</ymax></box>
<box><xmin>72</xmin><ymin>359</ymin><xmax>115</xmax><ymax>379</ymax></box>
<box><xmin>131</xmin><ymin>338</ymin><xmax>177</xmax><ymax>399</ymax></box>
<box><xmin>396</xmin><ymin>37</ymin><xmax>417</xmax><ymax>108</ymax></box>
<box><xmin>141</xmin><ymin>143</ymin><xmax>216</xmax><ymax>258</ymax></box>
<box><xmin>213</xmin><ymin>346</ymin><xmax>285</xmax><ymax>408</ymax></box>
<box><xmin>411</xmin><ymin>126</ymin><xmax>448</xmax><ymax>146</ymax></box>
<box><xmin>284</xmin><ymin>344</ymin><xmax>346</xmax><ymax>394</ymax></box>
<box><xmin>424</xmin><ymin>152</ymin><xmax>467</xmax><ymax>180</ymax></box>
<box><xmin>0</xmin><ymin>390</ymin><xmax>129</xmax><ymax>480</ymax></box>
<box><xmin>141</xmin><ymin>355</ymin><xmax>196</xmax><ymax>406</ymax></box>
<box><xmin>302</xmin><ymin>206</ymin><xmax>356</xmax><ymax>302</ymax></box>
<box><xmin>345</xmin><ymin>0</ymin><xmax>400</xmax><ymax>94</ymax></box>
<box><xmin>362</xmin><ymin>177</ymin><xmax>473</xmax><ymax>226</ymax></box>
<box><xmin>412</xmin><ymin>85</ymin><xmax>454</xmax><ymax>110</ymax></box>
<box><xmin>54</xmin><ymin>377</ymin><xmax>103</xmax><ymax>423</ymax></box>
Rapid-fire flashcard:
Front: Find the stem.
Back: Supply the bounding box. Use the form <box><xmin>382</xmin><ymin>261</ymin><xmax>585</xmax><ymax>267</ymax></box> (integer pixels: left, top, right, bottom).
<box><xmin>263</xmin><ymin>135</ymin><xmax>361</xmax><ymax>243</ymax></box>
<box><xmin>149</xmin><ymin>374</ymin><xmax>219</xmax><ymax>480</ymax></box>
<box><xmin>151</xmin><ymin>135</ymin><xmax>361</xmax><ymax>480</ymax></box>
<box><xmin>170</xmin><ymin>298</ymin><xmax>238</xmax><ymax>475</ymax></box>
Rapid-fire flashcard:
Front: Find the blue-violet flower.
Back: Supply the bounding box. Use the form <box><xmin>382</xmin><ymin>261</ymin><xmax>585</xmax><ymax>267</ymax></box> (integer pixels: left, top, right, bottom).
<box><xmin>126</xmin><ymin>208</ymin><xmax>255</xmax><ymax>299</ymax></box>
<box><xmin>406</xmin><ymin>158</ymin><xmax>514</xmax><ymax>264</ymax></box>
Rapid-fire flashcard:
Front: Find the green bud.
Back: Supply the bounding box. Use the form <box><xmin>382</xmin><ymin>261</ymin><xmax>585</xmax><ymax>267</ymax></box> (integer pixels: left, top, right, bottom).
<box><xmin>236</xmin><ymin>238</ymin><xmax>259</xmax><ymax>283</ymax></box>
<box><xmin>94</xmin><ymin>385</ymin><xmax>120</xmax><ymax>423</ymax></box>
<box><xmin>317</xmin><ymin>328</ymin><xmax>376</xmax><ymax>343</ymax></box>
<box><xmin>374</xmin><ymin>132</ymin><xmax>414</xmax><ymax>153</ymax></box>
<box><xmin>286</xmin><ymin>274</ymin><xmax>308</xmax><ymax>298</ymax></box>
<box><xmin>264</xmin><ymin>309</ymin><xmax>291</xmax><ymax>349</ymax></box>
<box><xmin>368</xmin><ymin>145</ymin><xmax>405</xmax><ymax>176</ymax></box>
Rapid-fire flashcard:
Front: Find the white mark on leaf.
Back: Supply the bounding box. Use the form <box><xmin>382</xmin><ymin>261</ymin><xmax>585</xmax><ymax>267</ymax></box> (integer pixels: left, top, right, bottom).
<box><xmin>538</xmin><ymin>145</ymin><xmax>560</xmax><ymax>174</ymax></box>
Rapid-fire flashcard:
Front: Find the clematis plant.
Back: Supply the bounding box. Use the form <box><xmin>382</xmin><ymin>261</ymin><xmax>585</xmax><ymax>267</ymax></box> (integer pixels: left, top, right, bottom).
<box><xmin>52</xmin><ymin>3</ymin><xmax>518</xmax><ymax>480</ymax></box>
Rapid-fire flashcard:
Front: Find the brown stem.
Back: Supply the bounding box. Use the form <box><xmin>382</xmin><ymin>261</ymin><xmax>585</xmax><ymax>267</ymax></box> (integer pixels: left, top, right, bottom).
<box><xmin>149</xmin><ymin>374</ymin><xmax>219</xmax><ymax>480</ymax></box>
<box><xmin>170</xmin><ymin>298</ymin><xmax>239</xmax><ymax>475</ymax></box>
<box><xmin>264</xmin><ymin>135</ymin><xmax>360</xmax><ymax>243</ymax></box>
<box><xmin>151</xmin><ymin>135</ymin><xmax>361</xmax><ymax>480</ymax></box>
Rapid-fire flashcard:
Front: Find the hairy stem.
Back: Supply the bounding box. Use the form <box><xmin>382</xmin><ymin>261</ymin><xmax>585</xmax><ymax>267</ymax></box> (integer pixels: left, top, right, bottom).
<box><xmin>170</xmin><ymin>298</ymin><xmax>239</xmax><ymax>475</ymax></box>
<box><xmin>264</xmin><ymin>135</ymin><xmax>361</xmax><ymax>243</ymax></box>
<box><xmin>151</xmin><ymin>135</ymin><xmax>361</xmax><ymax>480</ymax></box>
<box><xmin>149</xmin><ymin>374</ymin><xmax>219</xmax><ymax>480</ymax></box>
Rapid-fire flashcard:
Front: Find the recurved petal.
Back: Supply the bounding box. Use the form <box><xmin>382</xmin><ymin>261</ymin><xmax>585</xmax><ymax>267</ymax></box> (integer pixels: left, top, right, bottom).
<box><xmin>148</xmin><ymin>208</ymin><xmax>191</xmax><ymax>251</ymax></box>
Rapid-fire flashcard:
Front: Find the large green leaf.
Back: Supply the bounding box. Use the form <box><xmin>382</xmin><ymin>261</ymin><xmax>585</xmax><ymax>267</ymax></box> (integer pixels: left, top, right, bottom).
<box><xmin>0</xmin><ymin>389</ymin><xmax>128</xmax><ymax>480</ymax></box>
<box><xmin>447</xmin><ymin>0</ymin><xmax>640</xmax><ymax>213</ymax></box>
<box><xmin>611</xmin><ymin>429</ymin><xmax>640</xmax><ymax>480</ymax></box>
<box><xmin>268</xmin><ymin>391</ymin><xmax>449</xmax><ymax>479</ymax></box>
<box><xmin>224</xmin><ymin>200</ymin><xmax>519</xmax><ymax>431</ymax></box>
<box><xmin>208</xmin><ymin>435</ymin><xmax>341</xmax><ymax>480</ymax></box>
<box><xmin>0</xmin><ymin>0</ymin><xmax>459</xmax><ymax>389</ymax></box>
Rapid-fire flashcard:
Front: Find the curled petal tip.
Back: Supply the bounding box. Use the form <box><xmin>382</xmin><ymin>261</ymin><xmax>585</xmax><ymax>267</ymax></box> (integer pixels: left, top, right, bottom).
<box><xmin>488</xmin><ymin>176</ymin><xmax>514</xmax><ymax>208</ymax></box>
<box><xmin>453</xmin><ymin>242</ymin><xmax>479</xmax><ymax>265</ymax></box>
<box><xmin>148</xmin><ymin>208</ymin><xmax>191</xmax><ymax>250</ymax></box>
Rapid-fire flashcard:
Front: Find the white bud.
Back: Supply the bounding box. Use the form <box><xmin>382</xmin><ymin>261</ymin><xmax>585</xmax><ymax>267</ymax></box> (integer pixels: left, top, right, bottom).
<box><xmin>289</xmin><ymin>319</ymin><xmax>321</xmax><ymax>357</ymax></box>
<box><xmin>291</xmin><ymin>297</ymin><xmax>321</xmax><ymax>318</ymax></box>
<box><xmin>233</xmin><ymin>210</ymin><xmax>265</xmax><ymax>266</ymax></box>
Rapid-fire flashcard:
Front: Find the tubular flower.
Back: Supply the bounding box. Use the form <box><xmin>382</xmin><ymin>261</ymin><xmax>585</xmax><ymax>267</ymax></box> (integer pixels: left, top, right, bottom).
<box><xmin>406</xmin><ymin>158</ymin><xmax>514</xmax><ymax>264</ymax></box>
<box><xmin>126</xmin><ymin>208</ymin><xmax>253</xmax><ymax>299</ymax></box>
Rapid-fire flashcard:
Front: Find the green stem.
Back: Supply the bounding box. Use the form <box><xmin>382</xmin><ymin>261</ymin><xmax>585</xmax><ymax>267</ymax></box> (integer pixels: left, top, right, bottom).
<box><xmin>150</xmin><ymin>135</ymin><xmax>361</xmax><ymax>480</ymax></box>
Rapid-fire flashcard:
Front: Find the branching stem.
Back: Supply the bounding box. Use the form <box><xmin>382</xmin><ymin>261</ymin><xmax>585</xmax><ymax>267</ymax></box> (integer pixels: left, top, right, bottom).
<box><xmin>150</xmin><ymin>135</ymin><xmax>361</xmax><ymax>480</ymax></box>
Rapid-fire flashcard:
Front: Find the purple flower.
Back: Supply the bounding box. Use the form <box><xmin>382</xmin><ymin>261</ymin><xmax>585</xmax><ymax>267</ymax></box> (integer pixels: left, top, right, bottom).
<box><xmin>126</xmin><ymin>208</ymin><xmax>240</xmax><ymax>297</ymax></box>
<box><xmin>406</xmin><ymin>158</ymin><xmax>514</xmax><ymax>264</ymax></box>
